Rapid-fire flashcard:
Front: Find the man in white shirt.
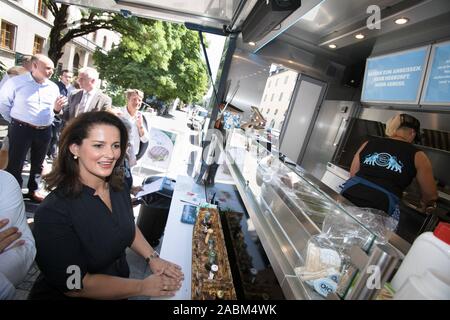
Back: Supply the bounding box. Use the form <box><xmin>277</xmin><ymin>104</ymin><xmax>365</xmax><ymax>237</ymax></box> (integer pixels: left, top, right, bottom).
<box><xmin>0</xmin><ymin>170</ymin><xmax>36</xmax><ymax>299</ymax></box>
<box><xmin>63</xmin><ymin>67</ymin><xmax>111</xmax><ymax>123</ymax></box>
<box><xmin>0</xmin><ymin>54</ymin><xmax>66</xmax><ymax>202</ymax></box>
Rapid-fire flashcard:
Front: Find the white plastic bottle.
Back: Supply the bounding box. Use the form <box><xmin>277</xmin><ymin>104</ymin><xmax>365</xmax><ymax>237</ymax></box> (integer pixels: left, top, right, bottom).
<box><xmin>394</xmin><ymin>269</ymin><xmax>450</xmax><ymax>300</ymax></box>
<box><xmin>391</xmin><ymin>222</ymin><xmax>450</xmax><ymax>295</ymax></box>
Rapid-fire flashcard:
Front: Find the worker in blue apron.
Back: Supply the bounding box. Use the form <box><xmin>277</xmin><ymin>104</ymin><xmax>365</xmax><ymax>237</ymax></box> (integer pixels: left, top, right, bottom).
<box><xmin>341</xmin><ymin>114</ymin><xmax>438</xmax><ymax>226</ymax></box>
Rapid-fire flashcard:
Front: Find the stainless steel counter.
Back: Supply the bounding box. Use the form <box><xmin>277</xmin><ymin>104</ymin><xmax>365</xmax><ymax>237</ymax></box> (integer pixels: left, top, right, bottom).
<box><xmin>221</xmin><ymin>128</ymin><xmax>412</xmax><ymax>300</ymax></box>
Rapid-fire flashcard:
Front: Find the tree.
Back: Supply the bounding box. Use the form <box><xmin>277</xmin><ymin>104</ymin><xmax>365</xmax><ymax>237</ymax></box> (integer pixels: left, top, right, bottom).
<box><xmin>93</xmin><ymin>19</ymin><xmax>209</xmax><ymax>104</ymax></box>
<box><xmin>43</xmin><ymin>0</ymin><xmax>131</xmax><ymax>65</ymax></box>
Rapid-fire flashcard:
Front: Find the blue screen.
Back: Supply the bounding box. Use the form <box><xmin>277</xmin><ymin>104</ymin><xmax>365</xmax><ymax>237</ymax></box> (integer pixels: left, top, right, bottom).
<box><xmin>362</xmin><ymin>47</ymin><xmax>428</xmax><ymax>103</ymax></box>
<box><xmin>422</xmin><ymin>42</ymin><xmax>450</xmax><ymax>104</ymax></box>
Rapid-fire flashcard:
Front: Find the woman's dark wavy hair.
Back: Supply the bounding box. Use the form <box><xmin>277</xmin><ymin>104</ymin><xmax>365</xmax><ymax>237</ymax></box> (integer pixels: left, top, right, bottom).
<box><xmin>44</xmin><ymin>111</ymin><xmax>129</xmax><ymax>197</ymax></box>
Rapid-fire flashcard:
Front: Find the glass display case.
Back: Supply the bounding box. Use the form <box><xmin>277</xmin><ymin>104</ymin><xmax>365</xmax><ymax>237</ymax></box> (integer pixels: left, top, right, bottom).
<box><xmin>223</xmin><ymin>128</ymin><xmax>401</xmax><ymax>300</ymax></box>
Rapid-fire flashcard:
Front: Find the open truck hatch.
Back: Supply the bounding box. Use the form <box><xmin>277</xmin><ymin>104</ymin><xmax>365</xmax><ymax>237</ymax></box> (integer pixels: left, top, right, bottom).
<box><xmin>56</xmin><ymin>0</ymin><xmax>258</xmax><ymax>33</ymax></box>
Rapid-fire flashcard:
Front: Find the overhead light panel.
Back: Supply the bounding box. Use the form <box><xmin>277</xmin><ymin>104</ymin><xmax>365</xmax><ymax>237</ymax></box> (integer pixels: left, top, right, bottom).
<box><xmin>248</xmin><ymin>41</ymin><xmax>256</xmax><ymax>46</ymax></box>
<box><xmin>329</xmin><ymin>44</ymin><xmax>337</xmax><ymax>49</ymax></box>
<box><xmin>355</xmin><ymin>33</ymin><xmax>365</xmax><ymax>40</ymax></box>
<box><xmin>395</xmin><ymin>17</ymin><xmax>409</xmax><ymax>25</ymax></box>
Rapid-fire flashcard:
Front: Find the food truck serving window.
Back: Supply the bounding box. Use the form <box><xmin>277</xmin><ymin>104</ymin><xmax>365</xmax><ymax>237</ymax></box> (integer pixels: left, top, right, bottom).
<box><xmin>421</xmin><ymin>41</ymin><xmax>450</xmax><ymax>106</ymax></box>
<box><xmin>361</xmin><ymin>46</ymin><xmax>430</xmax><ymax>104</ymax></box>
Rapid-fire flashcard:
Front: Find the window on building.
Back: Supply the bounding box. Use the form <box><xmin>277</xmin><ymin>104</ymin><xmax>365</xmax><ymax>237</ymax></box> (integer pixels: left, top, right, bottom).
<box><xmin>275</xmin><ymin>78</ymin><xmax>279</xmax><ymax>86</ymax></box>
<box><xmin>102</xmin><ymin>36</ymin><xmax>108</xmax><ymax>48</ymax></box>
<box><xmin>92</xmin><ymin>31</ymin><xmax>97</xmax><ymax>43</ymax></box>
<box><xmin>33</xmin><ymin>35</ymin><xmax>44</xmax><ymax>54</ymax></box>
<box><xmin>270</xmin><ymin>93</ymin><xmax>274</xmax><ymax>102</ymax></box>
<box><xmin>263</xmin><ymin>94</ymin><xmax>267</xmax><ymax>102</ymax></box>
<box><xmin>284</xmin><ymin>75</ymin><xmax>289</xmax><ymax>84</ymax></box>
<box><xmin>274</xmin><ymin>109</ymin><xmax>278</xmax><ymax>115</ymax></box>
<box><xmin>0</xmin><ymin>20</ymin><xmax>16</xmax><ymax>51</ymax></box>
<box><xmin>279</xmin><ymin>92</ymin><xmax>283</xmax><ymax>101</ymax></box>
<box><xmin>37</xmin><ymin>0</ymin><xmax>48</xmax><ymax>18</ymax></box>
<box><xmin>56</xmin><ymin>63</ymin><xmax>63</xmax><ymax>76</ymax></box>
<box><xmin>266</xmin><ymin>109</ymin><xmax>270</xmax><ymax>114</ymax></box>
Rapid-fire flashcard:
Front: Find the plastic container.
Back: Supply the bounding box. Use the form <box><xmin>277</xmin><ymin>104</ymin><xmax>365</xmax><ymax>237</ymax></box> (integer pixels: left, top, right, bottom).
<box><xmin>394</xmin><ymin>269</ymin><xmax>450</xmax><ymax>300</ymax></box>
<box><xmin>391</xmin><ymin>222</ymin><xmax>450</xmax><ymax>294</ymax></box>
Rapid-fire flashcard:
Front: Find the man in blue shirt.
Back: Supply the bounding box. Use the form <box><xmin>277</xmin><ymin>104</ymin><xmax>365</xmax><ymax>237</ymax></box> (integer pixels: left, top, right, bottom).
<box><xmin>0</xmin><ymin>54</ymin><xmax>66</xmax><ymax>202</ymax></box>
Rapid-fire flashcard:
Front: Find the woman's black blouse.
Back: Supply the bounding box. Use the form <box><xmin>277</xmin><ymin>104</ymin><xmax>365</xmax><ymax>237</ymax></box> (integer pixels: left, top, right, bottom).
<box><xmin>31</xmin><ymin>184</ymin><xmax>136</xmax><ymax>299</ymax></box>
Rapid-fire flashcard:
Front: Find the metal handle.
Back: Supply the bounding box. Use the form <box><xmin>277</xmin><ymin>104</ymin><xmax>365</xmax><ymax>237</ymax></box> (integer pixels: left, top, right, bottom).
<box><xmin>347</xmin><ymin>244</ymin><xmax>400</xmax><ymax>300</ymax></box>
<box><xmin>332</xmin><ymin>118</ymin><xmax>348</xmax><ymax>147</ymax></box>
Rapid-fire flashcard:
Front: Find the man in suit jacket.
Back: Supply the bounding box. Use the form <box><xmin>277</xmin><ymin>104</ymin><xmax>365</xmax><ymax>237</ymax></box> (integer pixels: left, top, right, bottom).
<box><xmin>62</xmin><ymin>67</ymin><xmax>111</xmax><ymax>123</ymax></box>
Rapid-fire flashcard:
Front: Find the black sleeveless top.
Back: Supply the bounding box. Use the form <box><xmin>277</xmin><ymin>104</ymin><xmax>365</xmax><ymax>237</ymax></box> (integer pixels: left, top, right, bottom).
<box><xmin>342</xmin><ymin>138</ymin><xmax>419</xmax><ymax>214</ymax></box>
<box><xmin>355</xmin><ymin>137</ymin><xmax>419</xmax><ymax>198</ymax></box>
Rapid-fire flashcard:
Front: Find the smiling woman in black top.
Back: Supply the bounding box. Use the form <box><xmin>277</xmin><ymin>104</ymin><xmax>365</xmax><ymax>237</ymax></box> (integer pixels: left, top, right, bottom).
<box><xmin>30</xmin><ymin>111</ymin><xmax>183</xmax><ymax>300</ymax></box>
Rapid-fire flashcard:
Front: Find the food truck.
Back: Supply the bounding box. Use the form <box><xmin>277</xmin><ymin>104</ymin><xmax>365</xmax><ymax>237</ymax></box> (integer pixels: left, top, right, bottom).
<box><xmin>54</xmin><ymin>0</ymin><xmax>450</xmax><ymax>300</ymax></box>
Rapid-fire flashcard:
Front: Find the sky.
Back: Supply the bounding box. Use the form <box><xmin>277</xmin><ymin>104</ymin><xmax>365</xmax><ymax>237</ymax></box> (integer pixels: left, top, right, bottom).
<box><xmin>202</xmin><ymin>33</ymin><xmax>227</xmax><ymax>99</ymax></box>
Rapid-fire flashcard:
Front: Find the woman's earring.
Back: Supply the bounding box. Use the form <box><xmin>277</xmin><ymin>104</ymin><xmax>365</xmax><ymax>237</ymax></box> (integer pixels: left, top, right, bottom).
<box><xmin>74</xmin><ymin>155</ymin><xmax>78</xmax><ymax>160</ymax></box>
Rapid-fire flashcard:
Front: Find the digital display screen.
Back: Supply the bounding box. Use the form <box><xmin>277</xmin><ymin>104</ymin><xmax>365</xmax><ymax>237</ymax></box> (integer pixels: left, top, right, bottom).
<box><xmin>361</xmin><ymin>46</ymin><xmax>429</xmax><ymax>104</ymax></box>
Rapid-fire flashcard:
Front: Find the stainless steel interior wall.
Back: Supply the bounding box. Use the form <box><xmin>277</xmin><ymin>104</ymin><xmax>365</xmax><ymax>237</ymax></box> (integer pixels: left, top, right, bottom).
<box><xmin>359</xmin><ymin>108</ymin><xmax>450</xmax><ymax>132</ymax></box>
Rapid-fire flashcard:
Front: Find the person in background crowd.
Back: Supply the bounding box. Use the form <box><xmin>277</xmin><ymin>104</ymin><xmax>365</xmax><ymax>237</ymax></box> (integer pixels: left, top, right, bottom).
<box><xmin>120</xmin><ymin>89</ymin><xmax>149</xmax><ymax>160</ymax></box>
<box><xmin>0</xmin><ymin>56</ymin><xmax>32</xmax><ymax>91</ymax></box>
<box><xmin>71</xmin><ymin>76</ymin><xmax>81</xmax><ymax>90</ymax></box>
<box><xmin>30</xmin><ymin>111</ymin><xmax>183</xmax><ymax>300</ymax></box>
<box><xmin>55</xmin><ymin>69</ymin><xmax>74</xmax><ymax>98</ymax></box>
<box><xmin>0</xmin><ymin>66</ymin><xmax>29</xmax><ymax>170</ymax></box>
<box><xmin>0</xmin><ymin>54</ymin><xmax>66</xmax><ymax>203</ymax></box>
<box><xmin>341</xmin><ymin>113</ymin><xmax>438</xmax><ymax>224</ymax></box>
<box><xmin>63</xmin><ymin>67</ymin><xmax>111</xmax><ymax>123</ymax></box>
<box><xmin>47</xmin><ymin>70</ymin><xmax>74</xmax><ymax>160</ymax></box>
<box><xmin>0</xmin><ymin>170</ymin><xmax>36</xmax><ymax>299</ymax></box>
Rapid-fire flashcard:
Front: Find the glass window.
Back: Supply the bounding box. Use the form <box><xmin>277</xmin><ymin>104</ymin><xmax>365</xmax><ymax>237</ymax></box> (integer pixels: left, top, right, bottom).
<box><xmin>284</xmin><ymin>75</ymin><xmax>289</xmax><ymax>84</ymax></box>
<box><xmin>0</xmin><ymin>20</ymin><xmax>16</xmax><ymax>51</ymax></box>
<box><xmin>37</xmin><ymin>0</ymin><xmax>48</xmax><ymax>18</ymax></box>
<box><xmin>270</xmin><ymin>93</ymin><xmax>274</xmax><ymax>102</ymax></box>
<box><xmin>274</xmin><ymin>109</ymin><xmax>278</xmax><ymax>115</ymax></box>
<box><xmin>279</xmin><ymin>92</ymin><xmax>283</xmax><ymax>101</ymax></box>
<box><xmin>266</xmin><ymin>109</ymin><xmax>270</xmax><ymax>114</ymax></box>
<box><xmin>102</xmin><ymin>36</ymin><xmax>108</xmax><ymax>48</ymax></box>
<box><xmin>263</xmin><ymin>94</ymin><xmax>267</xmax><ymax>102</ymax></box>
<box><xmin>33</xmin><ymin>35</ymin><xmax>44</xmax><ymax>54</ymax></box>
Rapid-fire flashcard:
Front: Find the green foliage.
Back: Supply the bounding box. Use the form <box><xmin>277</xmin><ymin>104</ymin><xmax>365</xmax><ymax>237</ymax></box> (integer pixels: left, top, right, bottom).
<box><xmin>101</xmin><ymin>82</ymin><xmax>126</xmax><ymax>107</ymax></box>
<box><xmin>94</xmin><ymin>19</ymin><xmax>209</xmax><ymax>104</ymax></box>
<box><xmin>0</xmin><ymin>61</ymin><xmax>6</xmax><ymax>77</ymax></box>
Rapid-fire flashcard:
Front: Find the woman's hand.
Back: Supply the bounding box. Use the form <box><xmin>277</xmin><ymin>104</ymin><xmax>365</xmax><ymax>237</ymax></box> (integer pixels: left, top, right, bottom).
<box><xmin>140</xmin><ymin>272</ymin><xmax>182</xmax><ymax>297</ymax></box>
<box><xmin>149</xmin><ymin>257</ymin><xmax>184</xmax><ymax>281</ymax></box>
<box><xmin>0</xmin><ymin>219</ymin><xmax>24</xmax><ymax>253</ymax></box>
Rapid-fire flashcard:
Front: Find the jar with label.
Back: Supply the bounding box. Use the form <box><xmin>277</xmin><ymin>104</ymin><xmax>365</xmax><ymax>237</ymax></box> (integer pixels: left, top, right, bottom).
<box><xmin>208</xmin><ymin>250</ymin><xmax>216</xmax><ymax>265</ymax></box>
<box><xmin>208</xmin><ymin>264</ymin><xmax>218</xmax><ymax>280</ymax></box>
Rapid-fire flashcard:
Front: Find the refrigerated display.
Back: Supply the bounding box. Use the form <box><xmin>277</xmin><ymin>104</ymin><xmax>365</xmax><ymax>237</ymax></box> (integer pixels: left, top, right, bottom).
<box><xmin>223</xmin><ymin>128</ymin><xmax>404</xmax><ymax>300</ymax></box>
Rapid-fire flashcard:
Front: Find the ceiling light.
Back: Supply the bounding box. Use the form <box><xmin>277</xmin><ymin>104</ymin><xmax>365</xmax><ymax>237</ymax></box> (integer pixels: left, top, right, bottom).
<box><xmin>355</xmin><ymin>33</ymin><xmax>365</xmax><ymax>40</ymax></box>
<box><xmin>248</xmin><ymin>41</ymin><xmax>256</xmax><ymax>46</ymax></box>
<box><xmin>328</xmin><ymin>44</ymin><xmax>337</xmax><ymax>49</ymax></box>
<box><xmin>395</xmin><ymin>17</ymin><xmax>409</xmax><ymax>25</ymax></box>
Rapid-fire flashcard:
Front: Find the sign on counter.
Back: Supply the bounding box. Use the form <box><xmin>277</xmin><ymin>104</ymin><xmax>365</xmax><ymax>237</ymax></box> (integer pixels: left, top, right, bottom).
<box><xmin>361</xmin><ymin>46</ymin><xmax>430</xmax><ymax>104</ymax></box>
<box><xmin>421</xmin><ymin>41</ymin><xmax>450</xmax><ymax>106</ymax></box>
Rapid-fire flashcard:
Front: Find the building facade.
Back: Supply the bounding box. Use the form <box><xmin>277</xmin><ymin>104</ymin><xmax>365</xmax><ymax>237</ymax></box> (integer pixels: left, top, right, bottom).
<box><xmin>258</xmin><ymin>67</ymin><xmax>298</xmax><ymax>132</ymax></box>
<box><xmin>0</xmin><ymin>0</ymin><xmax>119</xmax><ymax>73</ymax></box>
